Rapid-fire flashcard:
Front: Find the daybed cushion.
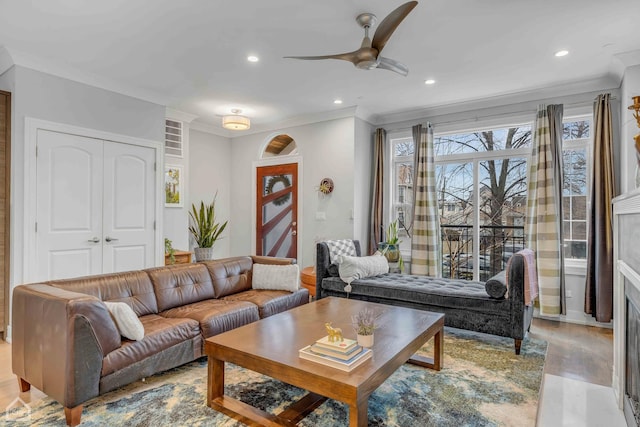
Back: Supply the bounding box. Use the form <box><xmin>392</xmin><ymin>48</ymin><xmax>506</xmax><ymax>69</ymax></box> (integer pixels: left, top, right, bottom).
<box><xmin>102</xmin><ymin>314</ymin><xmax>200</xmax><ymax>376</ymax></box>
<box><xmin>104</xmin><ymin>301</ymin><xmax>145</xmax><ymax>341</ymax></box>
<box><xmin>485</xmin><ymin>270</ymin><xmax>508</xmax><ymax>299</ymax></box>
<box><xmin>321</xmin><ymin>273</ymin><xmax>510</xmax><ymax>316</ymax></box>
<box><xmin>338</xmin><ymin>253</ymin><xmax>389</xmax><ymax>284</ymax></box>
<box><xmin>160</xmin><ymin>299</ymin><xmax>259</xmax><ymax>338</ymax></box>
<box><xmin>252</xmin><ymin>263</ymin><xmax>299</xmax><ymax>292</ymax></box>
<box><xmin>222</xmin><ymin>289</ymin><xmax>310</xmax><ymax>318</ymax></box>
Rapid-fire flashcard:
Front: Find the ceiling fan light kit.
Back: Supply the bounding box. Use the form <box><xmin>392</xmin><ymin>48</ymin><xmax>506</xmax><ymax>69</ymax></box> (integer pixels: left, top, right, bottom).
<box><xmin>284</xmin><ymin>1</ymin><xmax>418</xmax><ymax>76</ymax></box>
<box><xmin>222</xmin><ymin>109</ymin><xmax>251</xmax><ymax>130</ymax></box>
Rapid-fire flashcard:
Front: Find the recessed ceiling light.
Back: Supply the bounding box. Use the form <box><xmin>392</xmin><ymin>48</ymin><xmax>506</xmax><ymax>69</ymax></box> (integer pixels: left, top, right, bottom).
<box><xmin>334</xmin><ymin>99</ymin><xmax>343</xmax><ymax>105</ymax></box>
<box><xmin>424</xmin><ymin>79</ymin><xmax>436</xmax><ymax>85</ymax></box>
<box><xmin>554</xmin><ymin>50</ymin><xmax>569</xmax><ymax>57</ymax></box>
<box><xmin>247</xmin><ymin>55</ymin><xmax>259</xmax><ymax>62</ymax></box>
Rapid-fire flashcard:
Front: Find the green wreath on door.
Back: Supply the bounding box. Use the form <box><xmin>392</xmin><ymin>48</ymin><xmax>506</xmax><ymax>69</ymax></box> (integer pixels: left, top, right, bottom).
<box><xmin>265</xmin><ymin>175</ymin><xmax>291</xmax><ymax>206</ymax></box>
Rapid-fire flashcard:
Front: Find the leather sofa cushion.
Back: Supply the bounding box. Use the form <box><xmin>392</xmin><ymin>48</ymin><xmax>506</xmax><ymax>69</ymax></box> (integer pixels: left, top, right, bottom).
<box><xmin>102</xmin><ymin>314</ymin><xmax>200</xmax><ymax>376</ymax></box>
<box><xmin>145</xmin><ymin>264</ymin><xmax>215</xmax><ymax>312</ymax></box>
<box><xmin>201</xmin><ymin>257</ymin><xmax>253</xmax><ymax>298</ymax></box>
<box><xmin>49</xmin><ymin>271</ymin><xmax>159</xmax><ymax>316</ymax></box>
<box><xmin>160</xmin><ymin>299</ymin><xmax>259</xmax><ymax>338</ymax></box>
<box><xmin>223</xmin><ymin>289</ymin><xmax>309</xmax><ymax>318</ymax></box>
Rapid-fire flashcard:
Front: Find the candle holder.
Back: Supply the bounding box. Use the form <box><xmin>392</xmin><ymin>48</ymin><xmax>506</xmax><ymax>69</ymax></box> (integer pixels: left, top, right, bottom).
<box><xmin>629</xmin><ymin>96</ymin><xmax>640</xmax><ymax>187</ymax></box>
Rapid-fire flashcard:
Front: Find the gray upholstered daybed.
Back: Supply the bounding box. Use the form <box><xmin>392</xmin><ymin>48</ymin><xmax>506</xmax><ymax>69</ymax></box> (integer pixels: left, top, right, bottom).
<box><xmin>315</xmin><ymin>240</ymin><xmax>534</xmax><ymax>354</ymax></box>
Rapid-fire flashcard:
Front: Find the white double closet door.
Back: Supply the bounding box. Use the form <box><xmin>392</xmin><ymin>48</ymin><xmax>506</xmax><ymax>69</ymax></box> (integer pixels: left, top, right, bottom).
<box><xmin>36</xmin><ymin>130</ymin><xmax>156</xmax><ymax>281</ymax></box>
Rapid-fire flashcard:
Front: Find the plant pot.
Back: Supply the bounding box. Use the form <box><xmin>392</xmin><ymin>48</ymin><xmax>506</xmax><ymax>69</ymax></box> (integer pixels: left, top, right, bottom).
<box><xmin>194</xmin><ymin>247</ymin><xmax>214</xmax><ymax>262</ymax></box>
<box><xmin>357</xmin><ymin>333</ymin><xmax>374</xmax><ymax>348</ymax></box>
<box><xmin>379</xmin><ymin>243</ymin><xmax>400</xmax><ymax>263</ymax></box>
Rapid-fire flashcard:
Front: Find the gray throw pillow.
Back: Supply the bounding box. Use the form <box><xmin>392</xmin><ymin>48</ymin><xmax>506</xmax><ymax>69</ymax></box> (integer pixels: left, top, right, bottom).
<box><xmin>485</xmin><ymin>270</ymin><xmax>508</xmax><ymax>299</ymax></box>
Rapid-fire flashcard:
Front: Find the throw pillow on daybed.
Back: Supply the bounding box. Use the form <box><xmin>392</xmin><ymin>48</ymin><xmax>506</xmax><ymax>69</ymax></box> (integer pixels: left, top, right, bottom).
<box><xmin>252</xmin><ymin>263</ymin><xmax>299</xmax><ymax>292</ymax></box>
<box><xmin>485</xmin><ymin>270</ymin><xmax>508</xmax><ymax>299</ymax></box>
<box><xmin>337</xmin><ymin>252</ymin><xmax>389</xmax><ymax>292</ymax></box>
<box><xmin>104</xmin><ymin>301</ymin><xmax>145</xmax><ymax>341</ymax></box>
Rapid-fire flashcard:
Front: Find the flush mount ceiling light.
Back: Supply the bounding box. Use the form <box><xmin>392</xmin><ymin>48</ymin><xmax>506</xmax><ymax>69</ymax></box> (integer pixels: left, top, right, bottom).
<box><xmin>247</xmin><ymin>55</ymin><xmax>259</xmax><ymax>62</ymax></box>
<box><xmin>424</xmin><ymin>79</ymin><xmax>436</xmax><ymax>85</ymax></box>
<box><xmin>554</xmin><ymin>50</ymin><xmax>569</xmax><ymax>57</ymax></box>
<box><xmin>334</xmin><ymin>99</ymin><xmax>343</xmax><ymax>104</ymax></box>
<box><xmin>222</xmin><ymin>109</ymin><xmax>251</xmax><ymax>130</ymax></box>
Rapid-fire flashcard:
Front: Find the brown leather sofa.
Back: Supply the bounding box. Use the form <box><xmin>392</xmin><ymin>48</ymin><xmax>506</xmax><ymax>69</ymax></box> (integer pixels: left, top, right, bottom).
<box><xmin>11</xmin><ymin>255</ymin><xmax>308</xmax><ymax>426</ymax></box>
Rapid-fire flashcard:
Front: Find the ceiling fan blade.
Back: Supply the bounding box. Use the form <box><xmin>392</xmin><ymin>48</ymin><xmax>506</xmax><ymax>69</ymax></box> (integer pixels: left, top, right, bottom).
<box><xmin>371</xmin><ymin>1</ymin><xmax>418</xmax><ymax>54</ymax></box>
<box><xmin>377</xmin><ymin>57</ymin><xmax>409</xmax><ymax>76</ymax></box>
<box><xmin>284</xmin><ymin>51</ymin><xmax>359</xmax><ymax>64</ymax></box>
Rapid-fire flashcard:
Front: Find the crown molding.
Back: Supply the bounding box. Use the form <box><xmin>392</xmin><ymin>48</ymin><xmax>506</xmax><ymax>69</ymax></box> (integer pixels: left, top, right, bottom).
<box><xmin>165</xmin><ymin>108</ymin><xmax>199</xmax><ymax>123</ymax></box>
<box><xmin>372</xmin><ymin>74</ymin><xmax>621</xmax><ymax>127</ymax></box>
<box><xmin>615</xmin><ymin>49</ymin><xmax>640</xmax><ymax>68</ymax></box>
<box><xmin>6</xmin><ymin>46</ymin><xmax>171</xmax><ymax>107</ymax></box>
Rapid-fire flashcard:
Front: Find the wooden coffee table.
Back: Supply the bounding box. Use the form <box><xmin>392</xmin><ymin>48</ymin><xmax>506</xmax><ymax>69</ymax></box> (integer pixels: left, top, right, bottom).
<box><xmin>205</xmin><ymin>296</ymin><xmax>444</xmax><ymax>427</ymax></box>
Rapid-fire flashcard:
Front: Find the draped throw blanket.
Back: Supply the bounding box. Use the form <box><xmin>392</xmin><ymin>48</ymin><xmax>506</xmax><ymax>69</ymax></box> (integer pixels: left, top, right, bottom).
<box><xmin>525</xmin><ymin>104</ymin><xmax>564</xmax><ymax>316</ymax></box>
<box><xmin>506</xmin><ymin>249</ymin><xmax>539</xmax><ymax>306</ymax></box>
<box><xmin>585</xmin><ymin>94</ymin><xmax>615</xmax><ymax>323</ymax></box>
<box><xmin>370</xmin><ymin>128</ymin><xmax>386</xmax><ymax>254</ymax></box>
<box><xmin>410</xmin><ymin>124</ymin><xmax>440</xmax><ymax>276</ymax></box>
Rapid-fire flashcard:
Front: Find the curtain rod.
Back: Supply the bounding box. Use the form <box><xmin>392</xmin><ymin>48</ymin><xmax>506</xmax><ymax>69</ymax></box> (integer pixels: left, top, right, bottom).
<box><xmin>380</xmin><ymin>96</ymin><xmax>618</xmax><ymax>133</ymax></box>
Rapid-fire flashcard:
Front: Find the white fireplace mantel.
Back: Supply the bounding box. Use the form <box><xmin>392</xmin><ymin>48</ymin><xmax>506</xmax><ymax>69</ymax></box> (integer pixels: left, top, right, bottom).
<box><xmin>613</xmin><ymin>187</ymin><xmax>640</xmax><ymax>418</ymax></box>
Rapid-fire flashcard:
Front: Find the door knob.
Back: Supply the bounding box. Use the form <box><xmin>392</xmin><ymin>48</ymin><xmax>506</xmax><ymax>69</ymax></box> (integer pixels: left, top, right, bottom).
<box><xmin>87</xmin><ymin>237</ymin><xmax>100</xmax><ymax>243</ymax></box>
<box><xmin>292</xmin><ymin>230</ymin><xmax>297</xmax><ymax>236</ymax></box>
<box><xmin>292</xmin><ymin>222</ymin><xmax>297</xmax><ymax>226</ymax></box>
<box><xmin>105</xmin><ymin>236</ymin><xmax>119</xmax><ymax>242</ymax></box>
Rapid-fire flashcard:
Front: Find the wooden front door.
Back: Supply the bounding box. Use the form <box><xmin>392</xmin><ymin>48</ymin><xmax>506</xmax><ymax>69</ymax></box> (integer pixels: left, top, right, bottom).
<box><xmin>256</xmin><ymin>163</ymin><xmax>298</xmax><ymax>259</ymax></box>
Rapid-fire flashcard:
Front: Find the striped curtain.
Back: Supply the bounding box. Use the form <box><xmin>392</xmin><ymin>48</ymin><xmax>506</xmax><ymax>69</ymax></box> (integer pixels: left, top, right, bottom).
<box><xmin>585</xmin><ymin>94</ymin><xmax>615</xmax><ymax>322</ymax></box>
<box><xmin>369</xmin><ymin>128</ymin><xmax>385</xmax><ymax>254</ymax></box>
<box><xmin>526</xmin><ymin>104</ymin><xmax>564</xmax><ymax>316</ymax></box>
<box><xmin>410</xmin><ymin>124</ymin><xmax>440</xmax><ymax>276</ymax></box>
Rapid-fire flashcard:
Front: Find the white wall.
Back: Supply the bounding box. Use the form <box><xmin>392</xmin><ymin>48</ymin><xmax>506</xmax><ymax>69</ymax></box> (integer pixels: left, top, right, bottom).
<box><xmin>3</xmin><ymin>65</ymin><xmax>165</xmax><ymax>339</ymax></box>
<box><xmin>621</xmin><ymin>65</ymin><xmax>640</xmax><ymax>194</ymax></box>
<box><xmin>188</xmin><ymin>129</ymin><xmax>232</xmax><ymax>258</ymax></box>
<box><xmin>227</xmin><ymin>117</ymin><xmax>356</xmax><ymax>268</ymax></box>
<box><xmin>354</xmin><ymin>117</ymin><xmax>375</xmax><ymax>253</ymax></box>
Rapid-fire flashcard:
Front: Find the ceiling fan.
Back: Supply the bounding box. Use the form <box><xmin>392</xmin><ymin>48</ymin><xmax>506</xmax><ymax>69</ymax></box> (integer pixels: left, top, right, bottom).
<box><xmin>284</xmin><ymin>1</ymin><xmax>418</xmax><ymax>76</ymax></box>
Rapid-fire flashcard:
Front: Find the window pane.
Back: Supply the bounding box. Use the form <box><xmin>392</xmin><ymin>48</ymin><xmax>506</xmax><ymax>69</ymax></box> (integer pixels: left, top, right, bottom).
<box><xmin>394</xmin><ymin>138</ymin><xmax>414</xmax><ymax>156</ymax></box>
<box><xmin>434</xmin><ymin>126</ymin><xmax>531</xmax><ymax>157</ymax></box>
<box><xmin>562</xmin><ymin>197</ymin><xmax>571</xmax><ymax>220</ymax></box>
<box><xmin>478</xmin><ymin>157</ymin><xmax>527</xmax><ymax>281</ymax></box>
<box><xmin>572</xmin><ymin>195</ymin><xmax>587</xmax><ymax>220</ymax></box>
<box><xmin>437</xmin><ymin>163</ymin><xmax>474</xmax><ymax>280</ymax></box>
<box><xmin>563</xmin><ymin>121</ymin><xmax>590</xmax><ymax>140</ymax></box>
<box><xmin>563</xmin><ymin>221</ymin><xmax>571</xmax><ymax>239</ymax></box>
<box><xmin>563</xmin><ymin>148</ymin><xmax>587</xmax><ymax>196</ymax></box>
<box><xmin>572</xmin><ymin>221</ymin><xmax>587</xmax><ymax>240</ymax></box>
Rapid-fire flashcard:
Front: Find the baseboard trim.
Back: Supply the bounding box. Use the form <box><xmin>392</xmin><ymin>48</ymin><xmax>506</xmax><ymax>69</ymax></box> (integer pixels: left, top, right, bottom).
<box><xmin>534</xmin><ymin>309</ymin><xmax>613</xmax><ymax>329</ymax></box>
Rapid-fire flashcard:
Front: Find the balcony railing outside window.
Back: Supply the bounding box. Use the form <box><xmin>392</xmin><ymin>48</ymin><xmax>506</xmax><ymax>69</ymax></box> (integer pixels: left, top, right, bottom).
<box><xmin>441</xmin><ymin>224</ymin><xmax>525</xmax><ymax>281</ymax></box>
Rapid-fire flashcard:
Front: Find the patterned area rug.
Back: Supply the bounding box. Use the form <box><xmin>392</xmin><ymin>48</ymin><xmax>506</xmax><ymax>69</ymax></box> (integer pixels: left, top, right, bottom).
<box><xmin>4</xmin><ymin>328</ymin><xmax>546</xmax><ymax>426</ymax></box>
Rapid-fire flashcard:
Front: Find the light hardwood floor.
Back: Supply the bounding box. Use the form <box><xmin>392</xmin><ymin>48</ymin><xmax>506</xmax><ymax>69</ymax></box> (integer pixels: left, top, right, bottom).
<box><xmin>0</xmin><ymin>317</ymin><xmax>614</xmax><ymax>418</ymax></box>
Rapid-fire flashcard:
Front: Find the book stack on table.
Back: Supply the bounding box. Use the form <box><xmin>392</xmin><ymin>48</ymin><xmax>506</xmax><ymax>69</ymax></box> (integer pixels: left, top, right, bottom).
<box><xmin>299</xmin><ymin>336</ymin><xmax>372</xmax><ymax>372</ymax></box>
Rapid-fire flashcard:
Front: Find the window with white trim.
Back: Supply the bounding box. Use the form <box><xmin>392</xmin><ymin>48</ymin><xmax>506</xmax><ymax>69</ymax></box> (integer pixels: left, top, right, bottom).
<box><xmin>388</xmin><ymin>114</ymin><xmax>592</xmax><ymax>278</ymax></box>
<box><xmin>561</xmin><ymin>118</ymin><xmax>590</xmax><ymax>260</ymax></box>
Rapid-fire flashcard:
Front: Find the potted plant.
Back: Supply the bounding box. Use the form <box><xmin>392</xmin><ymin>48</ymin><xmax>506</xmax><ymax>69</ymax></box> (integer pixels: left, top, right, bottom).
<box><xmin>188</xmin><ymin>196</ymin><xmax>228</xmax><ymax>261</ymax></box>
<box><xmin>379</xmin><ymin>219</ymin><xmax>404</xmax><ymax>271</ymax></box>
<box><xmin>164</xmin><ymin>238</ymin><xmax>176</xmax><ymax>264</ymax></box>
<box><xmin>351</xmin><ymin>308</ymin><xmax>382</xmax><ymax>348</ymax></box>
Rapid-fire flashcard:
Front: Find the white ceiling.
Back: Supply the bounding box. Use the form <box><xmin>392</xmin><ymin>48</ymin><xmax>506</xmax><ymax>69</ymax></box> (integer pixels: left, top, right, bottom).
<box><xmin>1</xmin><ymin>0</ymin><xmax>640</xmax><ymax>133</ymax></box>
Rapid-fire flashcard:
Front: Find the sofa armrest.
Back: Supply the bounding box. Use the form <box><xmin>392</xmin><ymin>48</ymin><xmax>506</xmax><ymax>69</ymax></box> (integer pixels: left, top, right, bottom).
<box><xmin>315</xmin><ymin>240</ymin><xmax>362</xmax><ymax>299</ymax></box>
<box><xmin>505</xmin><ymin>254</ymin><xmax>532</xmax><ymax>339</ymax></box>
<box><xmin>12</xmin><ymin>284</ymin><xmax>121</xmax><ymax>408</ymax></box>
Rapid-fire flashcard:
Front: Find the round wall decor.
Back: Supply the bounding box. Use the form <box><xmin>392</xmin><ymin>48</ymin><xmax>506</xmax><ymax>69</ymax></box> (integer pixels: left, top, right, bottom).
<box><xmin>319</xmin><ymin>178</ymin><xmax>334</xmax><ymax>195</ymax></box>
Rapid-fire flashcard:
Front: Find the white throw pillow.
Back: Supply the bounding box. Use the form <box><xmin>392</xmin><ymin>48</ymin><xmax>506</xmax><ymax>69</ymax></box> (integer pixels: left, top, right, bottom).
<box><xmin>252</xmin><ymin>263</ymin><xmax>300</xmax><ymax>292</ymax></box>
<box><xmin>104</xmin><ymin>301</ymin><xmax>145</xmax><ymax>341</ymax></box>
<box><xmin>338</xmin><ymin>253</ymin><xmax>389</xmax><ymax>288</ymax></box>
